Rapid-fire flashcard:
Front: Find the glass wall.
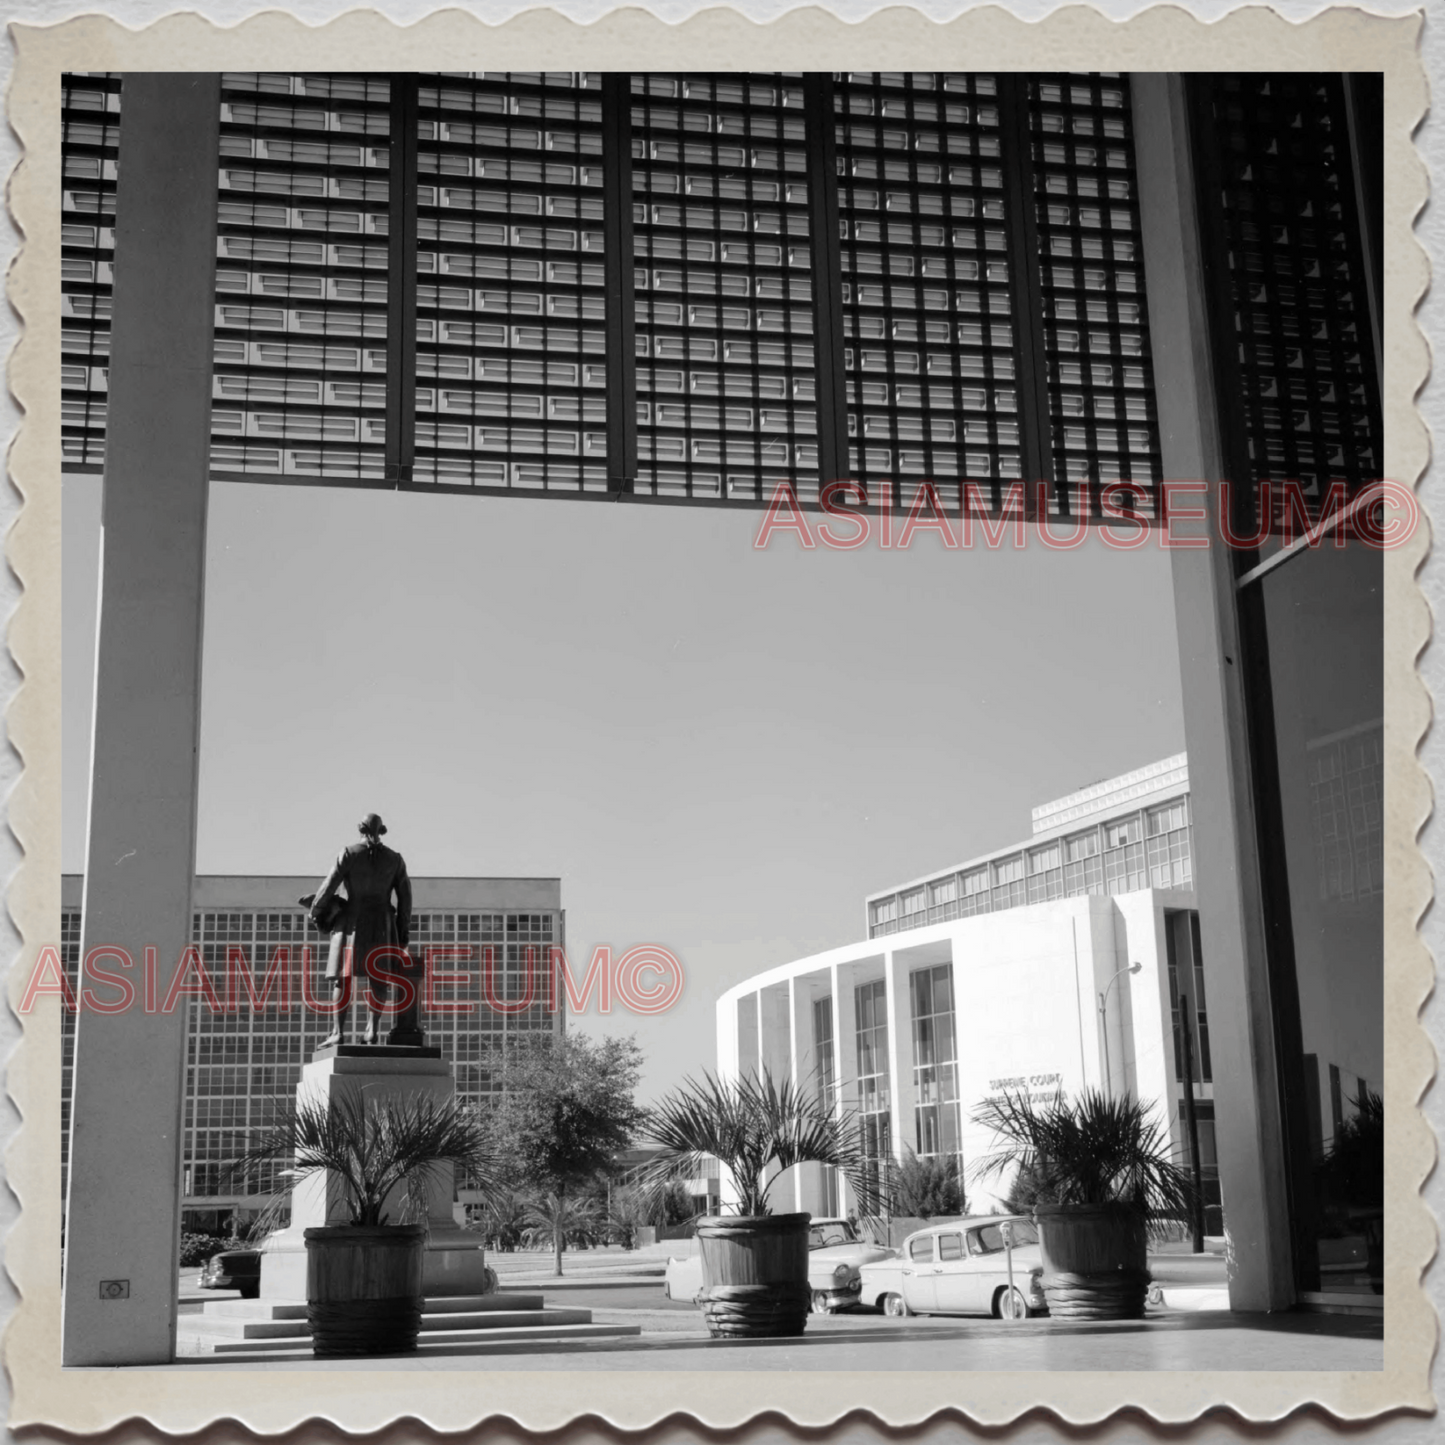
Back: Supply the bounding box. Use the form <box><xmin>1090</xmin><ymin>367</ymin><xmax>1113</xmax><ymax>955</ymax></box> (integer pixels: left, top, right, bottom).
<box><xmin>909</xmin><ymin>964</ymin><xmax>961</xmax><ymax>1162</ymax></box>
<box><xmin>812</xmin><ymin>996</ymin><xmax>840</xmax><ymax>1215</ymax></box>
<box><xmin>868</xmin><ymin>794</ymin><xmax>1193</xmax><ymax>936</ymax></box>
<box><xmin>854</xmin><ymin>979</ymin><xmax>892</xmax><ymax>1199</ymax></box>
<box><xmin>1192</xmin><ymin>71</ymin><xmax>1384</xmax><ymax>1304</ymax></box>
<box><xmin>1250</xmin><ymin>539</ymin><xmax>1383</xmax><ymax>1298</ymax></box>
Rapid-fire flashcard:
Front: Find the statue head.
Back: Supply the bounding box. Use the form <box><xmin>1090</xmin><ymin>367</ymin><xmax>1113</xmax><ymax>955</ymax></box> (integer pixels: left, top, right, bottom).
<box><xmin>358</xmin><ymin>812</ymin><xmax>387</xmax><ymax>839</ymax></box>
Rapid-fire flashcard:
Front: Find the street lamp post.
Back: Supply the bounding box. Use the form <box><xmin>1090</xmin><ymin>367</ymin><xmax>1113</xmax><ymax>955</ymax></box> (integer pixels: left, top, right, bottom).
<box><xmin>1097</xmin><ymin>962</ymin><xmax>1143</xmax><ymax>1099</ymax></box>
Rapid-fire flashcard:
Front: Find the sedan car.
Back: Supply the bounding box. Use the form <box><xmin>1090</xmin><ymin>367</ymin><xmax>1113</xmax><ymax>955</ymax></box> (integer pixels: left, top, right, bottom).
<box><xmin>858</xmin><ymin>1251</ymin><xmax>910</xmax><ymax>1315</ymax></box>
<box><xmin>199</xmin><ymin>1248</ymin><xmax>261</xmax><ymax>1299</ymax></box>
<box><xmin>894</xmin><ymin>1216</ymin><xmax>1048</xmax><ymax>1319</ymax></box>
<box><xmin>805</xmin><ymin>1217</ymin><xmax>894</xmax><ymax>1313</ymax></box>
<box><xmin>662</xmin><ymin>1217</ymin><xmax>893</xmax><ymax>1313</ymax></box>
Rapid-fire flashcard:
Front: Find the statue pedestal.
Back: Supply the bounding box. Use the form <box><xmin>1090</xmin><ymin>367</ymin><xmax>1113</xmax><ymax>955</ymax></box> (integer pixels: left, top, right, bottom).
<box><xmin>258</xmin><ymin>1046</ymin><xmax>492</xmax><ymax>1299</ymax></box>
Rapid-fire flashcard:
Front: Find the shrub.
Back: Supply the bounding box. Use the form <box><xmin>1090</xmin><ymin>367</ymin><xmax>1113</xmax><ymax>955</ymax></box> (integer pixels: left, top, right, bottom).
<box><xmin>178</xmin><ymin>1233</ymin><xmax>229</xmax><ymax>1267</ymax></box>
<box><xmin>890</xmin><ymin>1150</ymin><xmax>965</xmax><ymax>1218</ymax></box>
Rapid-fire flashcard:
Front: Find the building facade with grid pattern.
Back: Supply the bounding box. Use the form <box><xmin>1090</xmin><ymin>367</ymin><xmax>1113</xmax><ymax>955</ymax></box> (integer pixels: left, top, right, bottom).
<box><xmin>60</xmin><ymin>874</ymin><xmax>562</xmax><ymax>1224</ymax></box>
<box><xmin>62</xmin><ymin>69</ymin><xmax>1184</xmax><ymax>524</ymax></box>
<box><xmin>866</xmin><ymin>754</ymin><xmax>1195</xmax><ymax>938</ymax></box>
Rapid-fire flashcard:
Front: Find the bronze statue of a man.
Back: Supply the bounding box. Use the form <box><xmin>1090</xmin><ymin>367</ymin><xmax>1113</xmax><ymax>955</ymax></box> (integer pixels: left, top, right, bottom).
<box><xmin>305</xmin><ymin>812</ymin><xmax>412</xmax><ymax>1047</ymax></box>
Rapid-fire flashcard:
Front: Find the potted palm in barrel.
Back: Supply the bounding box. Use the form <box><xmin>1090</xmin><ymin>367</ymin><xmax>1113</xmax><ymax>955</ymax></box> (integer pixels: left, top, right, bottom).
<box><xmin>229</xmin><ymin>1092</ymin><xmax>492</xmax><ymax>1356</ymax></box>
<box><xmin>971</xmin><ymin>1087</ymin><xmax>1195</xmax><ymax>1320</ymax></box>
<box><xmin>642</xmin><ymin>1071</ymin><xmax>879</xmax><ymax>1339</ymax></box>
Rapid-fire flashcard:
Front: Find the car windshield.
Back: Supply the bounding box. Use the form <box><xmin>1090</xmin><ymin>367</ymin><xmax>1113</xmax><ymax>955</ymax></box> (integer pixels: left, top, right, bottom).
<box><xmin>973</xmin><ymin>1221</ymin><xmax>1039</xmax><ymax>1253</ymax></box>
<box><xmin>809</xmin><ymin>1221</ymin><xmax>858</xmax><ymax>1249</ymax></box>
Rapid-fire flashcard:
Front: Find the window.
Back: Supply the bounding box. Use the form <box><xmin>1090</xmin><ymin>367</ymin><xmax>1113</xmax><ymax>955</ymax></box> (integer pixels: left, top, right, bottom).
<box><xmin>837</xmin><ymin>72</ymin><xmax>1017</xmax><ymax>499</ymax></box>
<box><xmin>959</xmin><ymin>868</ymin><xmax>991</xmax><ymax>917</ymax></box>
<box><xmin>1165</xmin><ymin>910</ymin><xmax>1211</xmax><ymax>1085</ymax></box>
<box><xmin>991</xmin><ymin>854</ymin><xmax>1026</xmax><ymax>911</ymax></box>
<box><xmin>634</xmin><ymin>74</ymin><xmax>817</xmax><ymax>501</ymax></box>
<box><xmin>927</xmin><ymin>873</ymin><xmax>961</xmax><ymax>924</ymax></box>
<box><xmin>1103</xmin><ymin>813</ymin><xmax>1148</xmax><ymax>893</ymax></box>
<box><xmin>1146</xmin><ymin>797</ymin><xmax>1193</xmax><ymax>888</ymax></box>
<box><xmin>213</xmin><ymin>73</ymin><xmax>393</xmax><ymax>484</ymax></box>
<box><xmin>416</xmin><ymin>72</ymin><xmax>607</xmax><ymax>490</ymax></box>
<box><xmin>813</xmin><ymin>996</ymin><xmax>835</xmax><ymax>1109</ymax></box>
<box><xmin>909</xmin><ymin>1235</ymin><xmax>934</xmax><ymax>1262</ymax></box>
<box><xmin>1062</xmin><ymin>828</ymin><xmax>1104</xmax><ymax>895</ymax></box>
<box><xmin>910</xmin><ymin>964</ymin><xmax>960</xmax><ymax>1162</ymax></box>
<box><xmin>1026</xmin><ymin>842</ymin><xmax>1063</xmax><ymax>902</ymax></box>
<box><xmin>855</xmin><ymin>978</ymin><xmax>892</xmax><ymax>1191</ymax></box>
<box><xmin>937</xmin><ymin>1232</ymin><xmax>963</xmax><ymax>1261</ymax></box>
<box><xmin>870</xmin><ymin>895</ymin><xmax>899</xmax><ymax>937</ymax></box>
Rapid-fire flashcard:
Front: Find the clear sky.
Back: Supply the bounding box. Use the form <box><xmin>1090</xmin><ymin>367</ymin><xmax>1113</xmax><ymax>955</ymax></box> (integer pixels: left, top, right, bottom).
<box><xmin>63</xmin><ymin>475</ymin><xmax>1186</xmax><ymax>1102</ymax></box>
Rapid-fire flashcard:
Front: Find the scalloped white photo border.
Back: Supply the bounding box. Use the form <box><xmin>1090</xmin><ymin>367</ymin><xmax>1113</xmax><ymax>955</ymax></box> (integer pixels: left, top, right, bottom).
<box><xmin>3</xmin><ymin>6</ymin><xmax>1432</xmax><ymax>1433</ymax></box>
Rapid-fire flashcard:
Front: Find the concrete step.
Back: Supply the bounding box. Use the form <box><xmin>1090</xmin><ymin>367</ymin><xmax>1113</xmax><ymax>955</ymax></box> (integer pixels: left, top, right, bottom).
<box><xmin>190</xmin><ymin>1321</ymin><xmax>642</xmax><ymax>1358</ymax></box>
<box><xmin>202</xmin><ymin>1293</ymin><xmax>543</xmax><ymax>1321</ymax></box>
<box><xmin>181</xmin><ymin>1306</ymin><xmax>593</xmax><ymax>1342</ymax></box>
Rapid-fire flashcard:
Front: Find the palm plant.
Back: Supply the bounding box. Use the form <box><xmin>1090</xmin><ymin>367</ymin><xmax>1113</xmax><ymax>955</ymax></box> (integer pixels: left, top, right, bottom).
<box><xmin>228</xmin><ymin>1092</ymin><xmax>494</xmax><ymax>1228</ymax></box>
<box><xmin>642</xmin><ymin>1070</ymin><xmax>881</xmax><ymax>1216</ymax></box>
<box><xmin>970</xmin><ymin>1087</ymin><xmax>1194</xmax><ymax>1225</ymax></box>
<box><xmin>475</xmin><ymin>1189</ymin><xmax>530</xmax><ymax>1252</ymax></box>
<box><xmin>523</xmin><ymin>1191</ymin><xmax>603</xmax><ymax>1252</ymax></box>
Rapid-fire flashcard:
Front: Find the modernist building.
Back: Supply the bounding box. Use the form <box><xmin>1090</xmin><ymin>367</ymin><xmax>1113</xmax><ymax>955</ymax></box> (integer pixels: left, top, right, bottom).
<box><xmin>723</xmin><ymin>746</ymin><xmax>1384</xmax><ymax>1295</ymax></box>
<box><xmin>60</xmin><ymin>873</ymin><xmax>563</xmax><ymax>1228</ymax></box>
<box><xmin>719</xmin><ymin>758</ymin><xmax>1230</xmax><ymax>1227</ymax></box>
<box><xmin>57</xmin><ymin>65</ymin><xmax>1384</xmax><ymax>1362</ymax></box>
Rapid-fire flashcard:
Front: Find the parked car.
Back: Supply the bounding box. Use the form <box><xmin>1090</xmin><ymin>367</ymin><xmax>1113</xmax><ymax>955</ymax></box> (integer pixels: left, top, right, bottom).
<box><xmin>805</xmin><ymin>1216</ymin><xmax>894</xmax><ymax>1313</ymax></box>
<box><xmin>893</xmin><ymin>1216</ymin><xmax>1048</xmax><ymax>1319</ymax></box>
<box><xmin>198</xmin><ymin>1248</ymin><xmax>261</xmax><ymax>1299</ymax></box>
<box><xmin>662</xmin><ymin>1216</ymin><xmax>893</xmax><ymax>1313</ymax></box>
<box><xmin>858</xmin><ymin>1251</ymin><xmax>910</xmax><ymax>1315</ymax></box>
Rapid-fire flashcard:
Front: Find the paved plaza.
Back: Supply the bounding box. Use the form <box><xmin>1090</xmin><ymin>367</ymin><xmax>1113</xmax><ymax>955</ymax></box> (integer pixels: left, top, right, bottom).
<box><xmin>170</xmin><ymin>1247</ymin><xmax>1381</xmax><ymax>1374</ymax></box>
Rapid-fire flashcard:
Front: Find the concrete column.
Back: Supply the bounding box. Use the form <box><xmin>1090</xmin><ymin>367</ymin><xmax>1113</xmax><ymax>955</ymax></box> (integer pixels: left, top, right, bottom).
<box><xmin>61</xmin><ymin>75</ymin><xmax>220</xmax><ymax>1365</ymax></box>
<box><xmin>758</xmin><ymin>982</ymin><xmax>792</xmax><ymax>1205</ymax></box>
<box><xmin>832</xmin><ymin>962</ymin><xmax>862</xmax><ymax>1214</ymax></box>
<box><xmin>788</xmin><ymin>977</ymin><xmax>808</xmax><ymax>1213</ymax></box>
<box><xmin>1131</xmin><ymin>73</ymin><xmax>1294</xmax><ymax>1311</ymax></box>
<box><xmin>759</xmin><ymin>981</ymin><xmax>792</xmax><ymax>1084</ymax></box>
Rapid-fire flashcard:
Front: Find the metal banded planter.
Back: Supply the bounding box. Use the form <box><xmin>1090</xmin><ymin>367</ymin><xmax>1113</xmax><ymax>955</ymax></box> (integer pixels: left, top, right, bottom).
<box><xmin>1033</xmin><ymin>1204</ymin><xmax>1151</xmax><ymax>1320</ymax></box>
<box><xmin>304</xmin><ymin>1224</ymin><xmax>426</xmax><ymax>1356</ymax></box>
<box><xmin>696</xmin><ymin>1212</ymin><xmax>811</xmax><ymax>1339</ymax></box>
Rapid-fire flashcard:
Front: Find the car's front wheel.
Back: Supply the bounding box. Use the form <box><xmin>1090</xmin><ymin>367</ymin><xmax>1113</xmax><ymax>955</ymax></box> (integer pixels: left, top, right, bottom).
<box><xmin>810</xmin><ymin>1291</ymin><xmax>832</xmax><ymax>1315</ymax></box>
<box><xmin>882</xmin><ymin>1292</ymin><xmax>910</xmax><ymax>1318</ymax></box>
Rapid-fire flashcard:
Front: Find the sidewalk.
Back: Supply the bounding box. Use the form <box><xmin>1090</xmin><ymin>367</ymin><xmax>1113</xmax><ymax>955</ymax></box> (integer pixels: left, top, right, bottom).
<box><xmin>160</xmin><ymin>1308</ymin><xmax>1382</xmax><ymax>1372</ymax></box>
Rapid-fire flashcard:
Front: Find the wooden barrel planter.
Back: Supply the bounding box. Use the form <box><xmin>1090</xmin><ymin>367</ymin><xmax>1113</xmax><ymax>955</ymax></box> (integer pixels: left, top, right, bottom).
<box><xmin>304</xmin><ymin>1224</ymin><xmax>426</xmax><ymax>1356</ymax></box>
<box><xmin>696</xmin><ymin>1213</ymin><xmax>811</xmax><ymax>1339</ymax></box>
<box><xmin>1033</xmin><ymin>1204</ymin><xmax>1150</xmax><ymax>1320</ymax></box>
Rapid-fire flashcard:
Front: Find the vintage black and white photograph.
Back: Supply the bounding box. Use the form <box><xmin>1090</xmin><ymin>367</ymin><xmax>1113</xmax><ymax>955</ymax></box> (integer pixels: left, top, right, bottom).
<box><xmin>4</xmin><ymin>3</ymin><xmax>1432</xmax><ymax>1434</ymax></box>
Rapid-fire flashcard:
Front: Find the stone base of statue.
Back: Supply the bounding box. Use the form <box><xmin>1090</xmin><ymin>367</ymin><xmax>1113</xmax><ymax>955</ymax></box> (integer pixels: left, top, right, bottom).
<box><xmin>258</xmin><ymin>1047</ymin><xmax>492</xmax><ymax>1300</ymax></box>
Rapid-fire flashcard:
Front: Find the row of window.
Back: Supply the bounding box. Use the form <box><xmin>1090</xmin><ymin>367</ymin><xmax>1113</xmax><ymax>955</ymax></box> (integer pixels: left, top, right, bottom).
<box><xmin>60</xmin><ymin>70</ymin><xmax>1165</xmax><ymax>509</ymax></box>
<box><xmin>59</xmin><ymin>905</ymin><xmax>560</xmax><ymax>1202</ymax></box>
<box><xmin>869</xmin><ymin>796</ymin><xmax>1192</xmax><ymax>937</ymax></box>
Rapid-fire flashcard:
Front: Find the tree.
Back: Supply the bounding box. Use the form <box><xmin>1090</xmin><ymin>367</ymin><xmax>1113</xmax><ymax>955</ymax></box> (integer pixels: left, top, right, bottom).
<box><xmin>488</xmin><ymin>1033</ymin><xmax>645</xmax><ymax>1276</ymax></box>
<box><xmin>891</xmin><ymin>1149</ymin><xmax>965</xmax><ymax>1219</ymax></box>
